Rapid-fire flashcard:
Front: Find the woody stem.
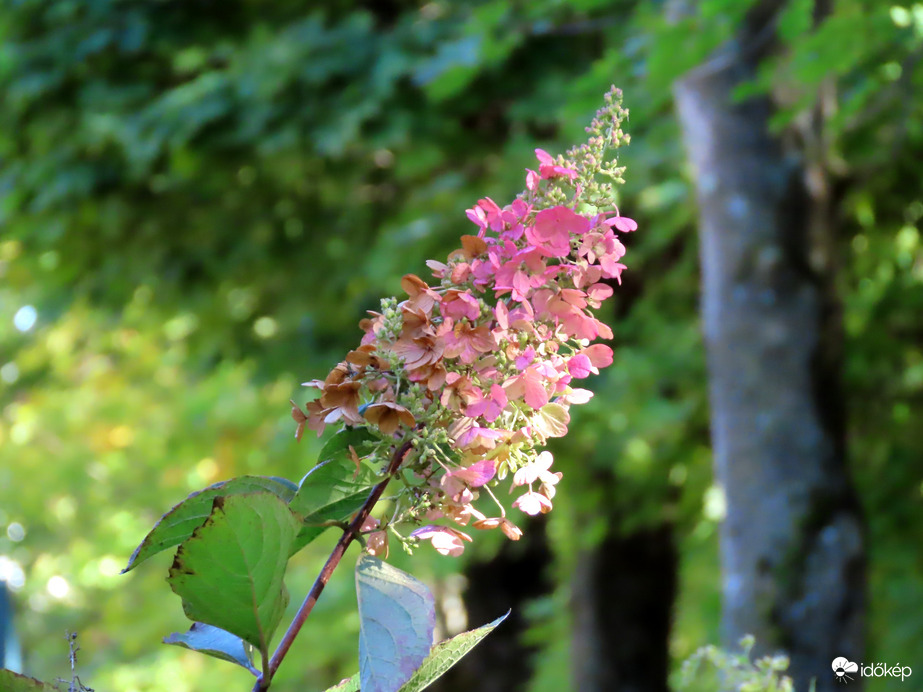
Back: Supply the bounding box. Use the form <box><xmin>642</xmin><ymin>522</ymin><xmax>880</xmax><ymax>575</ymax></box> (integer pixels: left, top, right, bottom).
<box><xmin>252</xmin><ymin>439</ymin><xmax>413</xmax><ymax>692</ymax></box>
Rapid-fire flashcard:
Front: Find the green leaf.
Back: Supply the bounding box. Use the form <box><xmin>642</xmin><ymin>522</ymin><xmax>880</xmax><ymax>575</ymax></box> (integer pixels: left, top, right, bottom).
<box><xmin>164</xmin><ymin>622</ymin><xmax>259</xmax><ymax>675</ymax></box>
<box><xmin>324</xmin><ymin>673</ymin><xmax>360</xmax><ymax>692</ymax></box>
<box><xmin>0</xmin><ymin>669</ymin><xmax>59</xmax><ymax>692</ymax></box>
<box><xmin>315</xmin><ymin>427</ymin><xmax>381</xmax><ymax>465</ymax></box>
<box><xmin>412</xmin><ymin>35</ymin><xmax>482</xmax><ymax>101</ymax></box>
<box><xmin>167</xmin><ymin>492</ymin><xmax>297</xmax><ymax>654</ymax></box>
<box><xmin>289</xmin><ymin>431</ymin><xmax>382</xmax><ymax>553</ymax></box>
<box><xmin>327</xmin><ymin>611</ymin><xmax>509</xmax><ymax>692</ymax></box>
<box><xmin>356</xmin><ymin>554</ymin><xmax>435</xmax><ymax>692</ymax></box>
<box><xmin>397</xmin><ymin>611</ymin><xmax>510</xmax><ymax>692</ymax></box>
<box><xmin>291</xmin><ymin>492</ymin><xmax>374</xmax><ymax>555</ymax></box>
<box><xmin>122</xmin><ymin>475</ymin><xmax>297</xmax><ymax>573</ymax></box>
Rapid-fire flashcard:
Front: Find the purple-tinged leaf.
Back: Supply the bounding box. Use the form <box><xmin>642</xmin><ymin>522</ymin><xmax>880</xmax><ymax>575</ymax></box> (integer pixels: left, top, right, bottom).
<box><xmin>329</xmin><ymin>611</ymin><xmax>509</xmax><ymax>692</ymax></box>
<box><xmin>164</xmin><ymin>622</ymin><xmax>259</xmax><ymax>676</ymax></box>
<box><xmin>356</xmin><ymin>554</ymin><xmax>435</xmax><ymax>692</ymax></box>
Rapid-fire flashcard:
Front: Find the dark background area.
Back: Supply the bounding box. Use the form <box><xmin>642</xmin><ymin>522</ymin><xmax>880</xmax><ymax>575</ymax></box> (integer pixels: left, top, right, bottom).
<box><xmin>1</xmin><ymin>1</ymin><xmax>921</xmax><ymax>690</ymax></box>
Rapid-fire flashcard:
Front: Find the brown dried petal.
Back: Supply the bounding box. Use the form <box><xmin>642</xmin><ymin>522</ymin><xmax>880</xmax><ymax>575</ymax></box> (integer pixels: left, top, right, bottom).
<box><xmin>363</xmin><ymin>401</ymin><xmax>415</xmax><ymax>436</ymax></box>
<box><xmin>401</xmin><ymin>274</ymin><xmax>439</xmax><ymax>314</ymax></box>
<box><xmin>346</xmin><ymin>344</ymin><xmax>388</xmax><ymax>369</ymax></box>
<box><xmin>324</xmin><ymin>363</ymin><xmax>350</xmax><ymax>386</ymax></box>
<box><xmin>290</xmin><ymin>400</ymin><xmax>307</xmax><ymax>441</ymax></box>
<box><xmin>460</xmin><ymin>234</ymin><xmax>488</xmax><ymax>257</ymax></box>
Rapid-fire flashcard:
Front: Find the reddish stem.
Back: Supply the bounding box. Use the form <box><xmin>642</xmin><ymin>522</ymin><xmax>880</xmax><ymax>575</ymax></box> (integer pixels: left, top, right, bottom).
<box><xmin>253</xmin><ymin>440</ymin><xmax>413</xmax><ymax>691</ymax></box>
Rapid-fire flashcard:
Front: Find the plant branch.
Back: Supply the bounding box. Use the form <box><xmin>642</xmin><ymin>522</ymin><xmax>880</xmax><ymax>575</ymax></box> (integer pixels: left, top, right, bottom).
<box><xmin>252</xmin><ymin>439</ymin><xmax>414</xmax><ymax>691</ymax></box>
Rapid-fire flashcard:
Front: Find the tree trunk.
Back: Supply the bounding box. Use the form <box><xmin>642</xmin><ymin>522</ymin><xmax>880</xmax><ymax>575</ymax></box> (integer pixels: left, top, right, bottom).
<box><xmin>571</xmin><ymin>523</ymin><xmax>676</xmax><ymax>692</ymax></box>
<box><xmin>672</xmin><ymin>2</ymin><xmax>865</xmax><ymax>689</ymax></box>
<box><xmin>428</xmin><ymin>517</ymin><xmax>553</xmax><ymax>692</ymax></box>
<box><xmin>429</xmin><ymin>513</ymin><xmax>676</xmax><ymax>692</ymax></box>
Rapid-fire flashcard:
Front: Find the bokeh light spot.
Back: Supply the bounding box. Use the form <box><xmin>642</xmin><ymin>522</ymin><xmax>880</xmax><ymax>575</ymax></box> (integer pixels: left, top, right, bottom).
<box><xmin>13</xmin><ymin>305</ymin><xmax>37</xmax><ymax>332</ymax></box>
<box><xmin>47</xmin><ymin>575</ymin><xmax>70</xmax><ymax>599</ymax></box>
<box><xmin>7</xmin><ymin>522</ymin><xmax>25</xmax><ymax>542</ymax></box>
<box><xmin>0</xmin><ymin>362</ymin><xmax>19</xmax><ymax>384</ymax></box>
<box><xmin>253</xmin><ymin>316</ymin><xmax>279</xmax><ymax>339</ymax></box>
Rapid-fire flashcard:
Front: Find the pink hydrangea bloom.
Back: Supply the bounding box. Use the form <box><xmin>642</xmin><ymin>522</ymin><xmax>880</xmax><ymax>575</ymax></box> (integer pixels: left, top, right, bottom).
<box><xmin>569</xmin><ymin>345</ymin><xmax>613</xmax><ymax>378</ymax></box>
<box><xmin>568</xmin><ymin>353</ymin><xmax>594</xmax><ymax>379</ymax></box>
<box><xmin>295</xmin><ymin>91</ymin><xmax>636</xmax><ymax>550</ymax></box>
<box><xmin>534</xmin><ymin>149</ymin><xmax>579</xmax><ymax>181</ymax></box>
<box><xmin>465</xmin><ymin>384</ymin><xmax>508</xmax><ymax>422</ymax></box>
<box><xmin>513</xmin><ymin>491</ymin><xmax>553</xmax><ymax>516</ymax></box>
<box><xmin>586</xmin><ymin>282</ymin><xmax>614</xmax><ymax>304</ymax></box>
<box><xmin>514</xmin><ymin>346</ymin><xmax>536</xmax><ymax>371</ymax></box>
<box><xmin>441</xmin><ymin>289</ymin><xmax>481</xmax><ymax>322</ymax></box>
<box><xmin>453</xmin><ymin>424</ymin><xmax>507</xmax><ymax>452</ymax></box>
<box><xmin>604</xmin><ymin>215</ymin><xmax>639</xmax><ymax>232</ymax></box>
<box><xmin>441</xmin><ymin>319</ymin><xmax>495</xmax><ymax>364</ymax></box>
<box><xmin>512</xmin><ymin>451</ymin><xmax>561</xmax><ymax>488</ymax></box>
<box><xmin>446</xmin><ymin>458</ymin><xmax>498</xmax><ymax>488</ymax></box>
<box><xmin>504</xmin><ymin>365</ymin><xmax>550</xmax><ymax>410</ymax></box>
<box><xmin>410</xmin><ymin>525</ymin><xmax>473</xmax><ymax>557</ymax></box>
<box><xmin>526</xmin><ymin>207</ymin><xmax>590</xmax><ymax>258</ymax></box>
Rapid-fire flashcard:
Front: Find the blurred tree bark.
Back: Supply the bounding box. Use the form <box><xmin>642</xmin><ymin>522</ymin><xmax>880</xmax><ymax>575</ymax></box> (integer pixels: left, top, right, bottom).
<box><xmin>672</xmin><ymin>1</ymin><xmax>865</xmax><ymax>689</ymax></box>
<box><xmin>429</xmin><ymin>519</ymin><xmax>553</xmax><ymax>692</ymax></box>
<box><xmin>571</xmin><ymin>521</ymin><xmax>676</xmax><ymax>692</ymax></box>
<box><xmin>430</xmin><ymin>513</ymin><xmax>676</xmax><ymax>692</ymax></box>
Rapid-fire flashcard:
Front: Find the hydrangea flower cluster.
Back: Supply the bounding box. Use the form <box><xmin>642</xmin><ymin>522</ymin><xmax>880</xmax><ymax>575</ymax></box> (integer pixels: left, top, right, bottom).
<box><xmin>291</xmin><ymin>87</ymin><xmax>634</xmax><ymax>557</ymax></box>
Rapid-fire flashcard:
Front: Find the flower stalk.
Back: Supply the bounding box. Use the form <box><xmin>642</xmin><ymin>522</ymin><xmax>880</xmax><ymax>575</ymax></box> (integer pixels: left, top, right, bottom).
<box><xmin>254</xmin><ymin>440</ymin><xmax>413</xmax><ymax>691</ymax></box>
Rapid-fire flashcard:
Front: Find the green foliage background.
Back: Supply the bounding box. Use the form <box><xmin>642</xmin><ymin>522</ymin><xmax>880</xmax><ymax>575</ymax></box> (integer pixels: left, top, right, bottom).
<box><xmin>0</xmin><ymin>1</ymin><xmax>920</xmax><ymax>690</ymax></box>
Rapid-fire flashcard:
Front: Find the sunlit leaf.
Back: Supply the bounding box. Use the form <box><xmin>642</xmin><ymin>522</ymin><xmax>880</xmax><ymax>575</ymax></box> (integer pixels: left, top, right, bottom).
<box><xmin>123</xmin><ymin>476</ymin><xmax>297</xmax><ymax>573</ymax></box>
<box><xmin>329</xmin><ymin>612</ymin><xmax>509</xmax><ymax>692</ymax></box>
<box><xmin>324</xmin><ymin>673</ymin><xmax>360</xmax><ymax>692</ymax></box>
<box><xmin>397</xmin><ymin>611</ymin><xmax>509</xmax><ymax>692</ymax></box>
<box><xmin>289</xmin><ymin>434</ymin><xmax>382</xmax><ymax>553</ymax></box>
<box><xmin>356</xmin><ymin>554</ymin><xmax>435</xmax><ymax>692</ymax></box>
<box><xmin>0</xmin><ymin>669</ymin><xmax>58</xmax><ymax>692</ymax></box>
<box><xmin>167</xmin><ymin>492</ymin><xmax>297</xmax><ymax>654</ymax></box>
<box><xmin>315</xmin><ymin>427</ymin><xmax>381</xmax><ymax>465</ymax></box>
<box><xmin>164</xmin><ymin>622</ymin><xmax>259</xmax><ymax>675</ymax></box>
